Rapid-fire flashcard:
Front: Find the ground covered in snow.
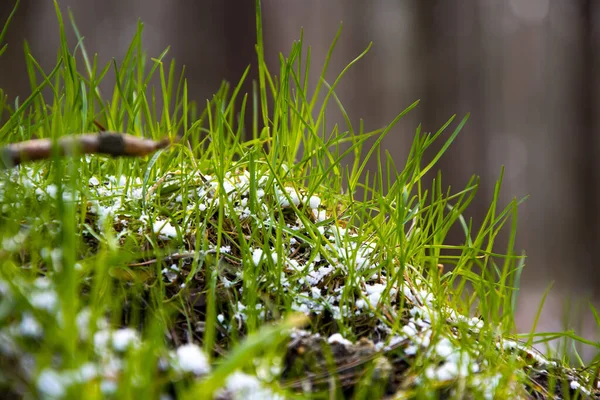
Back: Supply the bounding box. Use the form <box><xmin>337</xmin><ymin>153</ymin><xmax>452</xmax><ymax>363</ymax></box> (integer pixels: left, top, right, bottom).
<box><xmin>0</xmin><ymin>163</ymin><xmax>598</xmax><ymax>399</ymax></box>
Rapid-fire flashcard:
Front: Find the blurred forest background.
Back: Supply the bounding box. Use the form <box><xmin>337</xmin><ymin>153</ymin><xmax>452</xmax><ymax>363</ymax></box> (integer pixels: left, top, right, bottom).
<box><xmin>1</xmin><ymin>1</ymin><xmax>599</xmax><ymax>357</ymax></box>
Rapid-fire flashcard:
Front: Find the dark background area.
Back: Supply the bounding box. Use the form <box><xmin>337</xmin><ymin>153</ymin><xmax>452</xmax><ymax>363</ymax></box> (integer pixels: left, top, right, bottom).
<box><xmin>1</xmin><ymin>1</ymin><xmax>599</xmax><ymax>356</ymax></box>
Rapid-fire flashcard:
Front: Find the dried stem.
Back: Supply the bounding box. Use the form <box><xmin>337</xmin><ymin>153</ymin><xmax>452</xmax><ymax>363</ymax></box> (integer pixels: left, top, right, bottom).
<box><xmin>0</xmin><ymin>132</ymin><xmax>171</xmax><ymax>168</ymax></box>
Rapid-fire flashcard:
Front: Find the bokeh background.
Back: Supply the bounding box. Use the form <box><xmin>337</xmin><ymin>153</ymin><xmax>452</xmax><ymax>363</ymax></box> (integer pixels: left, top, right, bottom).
<box><xmin>1</xmin><ymin>0</ymin><xmax>599</xmax><ymax>357</ymax></box>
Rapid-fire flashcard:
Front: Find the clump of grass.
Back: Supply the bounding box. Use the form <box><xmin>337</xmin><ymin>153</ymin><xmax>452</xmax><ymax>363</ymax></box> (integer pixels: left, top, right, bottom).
<box><xmin>0</xmin><ymin>1</ymin><xmax>599</xmax><ymax>399</ymax></box>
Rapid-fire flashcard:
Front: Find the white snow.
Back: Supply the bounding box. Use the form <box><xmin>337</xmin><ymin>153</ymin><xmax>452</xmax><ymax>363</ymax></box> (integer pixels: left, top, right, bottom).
<box><xmin>153</xmin><ymin>219</ymin><xmax>178</xmax><ymax>239</ymax></box>
<box><xmin>434</xmin><ymin>337</ymin><xmax>454</xmax><ymax>358</ymax></box>
<box><xmin>175</xmin><ymin>344</ymin><xmax>210</xmax><ymax>375</ymax></box>
<box><xmin>100</xmin><ymin>380</ymin><xmax>118</xmax><ymax>394</ymax></box>
<box><xmin>1</xmin><ymin>231</ymin><xmax>27</xmax><ymax>252</ymax></box>
<box><xmin>364</xmin><ymin>283</ymin><xmax>387</xmax><ymax>306</ymax></box>
<box><xmin>328</xmin><ymin>333</ymin><xmax>353</xmax><ymax>346</ymax></box>
<box><xmin>30</xmin><ymin>290</ymin><xmax>58</xmax><ymax>313</ymax></box>
<box><xmin>112</xmin><ymin>328</ymin><xmax>139</xmax><ymax>352</ymax></box>
<box><xmin>37</xmin><ymin>369</ymin><xmax>65</xmax><ymax>398</ymax></box>
<box><xmin>18</xmin><ymin>313</ymin><xmax>43</xmax><ymax>338</ymax></box>
<box><xmin>94</xmin><ymin>328</ymin><xmax>139</xmax><ymax>353</ymax></box>
<box><xmin>570</xmin><ymin>380</ymin><xmax>592</xmax><ymax>396</ymax></box>
<box><xmin>276</xmin><ymin>186</ymin><xmax>301</xmax><ymax>207</ymax></box>
<box><xmin>501</xmin><ymin>339</ymin><xmax>557</xmax><ymax>367</ymax></box>
<box><xmin>306</xmin><ymin>265</ymin><xmax>333</xmax><ymax>286</ymax></box>
<box><xmin>252</xmin><ymin>248</ymin><xmax>264</xmax><ymax>266</ymax></box>
<box><xmin>313</xmin><ymin>209</ymin><xmax>327</xmax><ymax>222</ymax></box>
<box><xmin>308</xmin><ymin>196</ymin><xmax>321</xmax><ymax>209</ymax></box>
<box><xmin>221</xmin><ymin>371</ymin><xmax>284</xmax><ymax>400</ymax></box>
<box><xmin>425</xmin><ymin>351</ymin><xmax>473</xmax><ymax>382</ymax></box>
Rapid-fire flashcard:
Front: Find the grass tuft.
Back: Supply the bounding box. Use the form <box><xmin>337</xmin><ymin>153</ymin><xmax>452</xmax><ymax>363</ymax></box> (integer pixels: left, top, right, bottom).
<box><xmin>0</xmin><ymin>2</ymin><xmax>598</xmax><ymax>399</ymax></box>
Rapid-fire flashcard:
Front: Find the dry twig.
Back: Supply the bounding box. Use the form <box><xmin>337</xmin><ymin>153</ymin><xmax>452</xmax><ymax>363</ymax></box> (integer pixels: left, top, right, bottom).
<box><xmin>0</xmin><ymin>132</ymin><xmax>171</xmax><ymax>168</ymax></box>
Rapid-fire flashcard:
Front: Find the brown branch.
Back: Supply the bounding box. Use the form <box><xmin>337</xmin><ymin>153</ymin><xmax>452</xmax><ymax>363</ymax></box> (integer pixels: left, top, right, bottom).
<box><xmin>127</xmin><ymin>251</ymin><xmax>198</xmax><ymax>267</ymax></box>
<box><xmin>0</xmin><ymin>132</ymin><xmax>171</xmax><ymax>168</ymax></box>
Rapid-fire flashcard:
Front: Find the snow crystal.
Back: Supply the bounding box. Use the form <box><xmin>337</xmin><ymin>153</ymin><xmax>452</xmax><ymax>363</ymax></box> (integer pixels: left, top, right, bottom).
<box><xmin>404</xmin><ymin>344</ymin><xmax>418</xmax><ymax>356</ymax></box>
<box><xmin>234</xmin><ymin>302</ymin><xmax>248</xmax><ymax>322</ymax></box>
<box><xmin>30</xmin><ymin>290</ymin><xmax>58</xmax><ymax>313</ymax></box>
<box><xmin>364</xmin><ymin>283</ymin><xmax>387</xmax><ymax>306</ymax></box>
<box><xmin>471</xmin><ymin>373</ymin><xmax>502</xmax><ymax>400</ymax></box>
<box><xmin>328</xmin><ymin>333</ymin><xmax>353</xmax><ymax>346</ymax></box>
<box><xmin>222</xmin><ymin>371</ymin><xmax>284</xmax><ymax>400</ymax></box>
<box><xmin>276</xmin><ymin>186</ymin><xmax>301</xmax><ymax>207</ymax></box>
<box><xmin>40</xmin><ymin>248</ymin><xmax>63</xmax><ymax>271</ymax></box>
<box><xmin>37</xmin><ymin>369</ymin><xmax>65</xmax><ymax>398</ymax></box>
<box><xmin>286</xmin><ymin>259</ymin><xmax>301</xmax><ymax>272</ymax></box>
<box><xmin>313</xmin><ymin>209</ymin><xmax>327</xmax><ymax>222</ymax></box>
<box><xmin>252</xmin><ymin>248</ymin><xmax>264</xmax><ymax>266</ymax></box>
<box><xmin>45</xmin><ymin>184</ymin><xmax>58</xmax><ymax>198</ymax></box>
<box><xmin>112</xmin><ymin>328</ymin><xmax>139</xmax><ymax>352</ymax></box>
<box><xmin>382</xmin><ymin>335</ymin><xmax>405</xmax><ymax>352</ymax></box>
<box><xmin>223</xmin><ymin>180</ymin><xmax>236</xmax><ymax>194</ymax></box>
<box><xmin>94</xmin><ymin>328</ymin><xmax>139</xmax><ymax>353</ymax></box>
<box><xmin>308</xmin><ymin>196</ymin><xmax>321</xmax><ymax>209</ymax></box>
<box><xmin>310</xmin><ymin>287</ymin><xmax>321</xmax><ymax>299</ymax></box>
<box><xmin>1</xmin><ymin>231</ymin><xmax>27</xmax><ymax>252</ymax></box>
<box><xmin>76</xmin><ymin>363</ymin><xmax>98</xmax><ymax>382</ymax></box>
<box><xmin>570</xmin><ymin>380</ymin><xmax>592</xmax><ymax>396</ymax></box>
<box><xmin>75</xmin><ymin>308</ymin><xmax>107</xmax><ymax>340</ymax></box>
<box><xmin>402</xmin><ymin>322</ymin><xmax>418</xmax><ymax>338</ymax></box>
<box><xmin>501</xmin><ymin>339</ymin><xmax>557</xmax><ymax>367</ymax></box>
<box><xmin>175</xmin><ymin>344</ymin><xmax>210</xmax><ymax>375</ymax></box>
<box><xmin>355</xmin><ymin>298</ymin><xmax>367</xmax><ymax>309</ymax></box>
<box><xmin>434</xmin><ymin>338</ymin><xmax>455</xmax><ymax>358</ymax></box>
<box><xmin>92</xmin><ymin>200</ymin><xmax>121</xmax><ymax>231</ymax></box>
<box><xmin>162</xmin><ymin>268</ymin><xmax>178</xmax><ymax>283</ymax></box>
<box><xmin>445</xmin><ymin>308</ymin><xmax>484</xmax><ymax>332</ymax></box>
<box><xmin>292</xmin><ymin>303</ymin><xmax>310</xmax><ymax>315</ymax></box>
<box><xmin>425</xmin><ymin>350</ymin><xmax>474</xmax><ymax>382</ymax></box>
<box><xmin>153</xmin><ymin>219</ymin><xmax>178</xmax><ymax>239</ymax></box>
<box><xmin>19</xmin><ymin>313</ymin><xmax>43</xmax><ymax>338</ymax></box>
<box><xmin>100</xmin><ymin>380</ymin><xmax>118</xmax><ymax>394</ymax></box>
<box><xmin>33</xmin><ymin>278</ymin><xmax>52</xmax><ymax>290</ymax></box>
<box><xmin>306</xmin><ymin>265</ymin><xmax>333</xmax><ymax>286</ymax></box>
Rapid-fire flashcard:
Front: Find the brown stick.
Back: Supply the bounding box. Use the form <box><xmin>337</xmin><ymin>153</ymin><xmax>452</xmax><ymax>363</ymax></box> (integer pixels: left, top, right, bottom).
<box><xmin>127</xmin><ymin>251</ymin><xmax>198</xmax><ymax>267</ymax></box>
<box><xmin>0</xmin><ymin>132</ymin><xmax>171</xmax><ymax>168</ymax></box>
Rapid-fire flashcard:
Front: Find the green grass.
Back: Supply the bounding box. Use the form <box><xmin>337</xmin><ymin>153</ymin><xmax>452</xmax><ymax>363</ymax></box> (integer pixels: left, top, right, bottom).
<box><xmin>0</xmin><ymin>1</ymin><xmax>599</xmax><ymax>399</ymax></box>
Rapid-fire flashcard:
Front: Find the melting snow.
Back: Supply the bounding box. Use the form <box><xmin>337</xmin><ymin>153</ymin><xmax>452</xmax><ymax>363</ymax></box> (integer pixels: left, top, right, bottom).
<box><xmin>174</xmin><ymin>344</ymin><xmax>210</xmax><ymax>375</ymax></box>
<box><xmin>328</xmin><ymin>333</ymin><xmax>353</xmax><ymax>346</ymax></box>
<box><xmin>220</xmin><ymin>371</ymin><xmax>284</xmax><ymax>400</ymax></box>
<box><xmin>94</xmin><ymin>328</ymin><xmax>139</xmax><ymax>353</ymax></box>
